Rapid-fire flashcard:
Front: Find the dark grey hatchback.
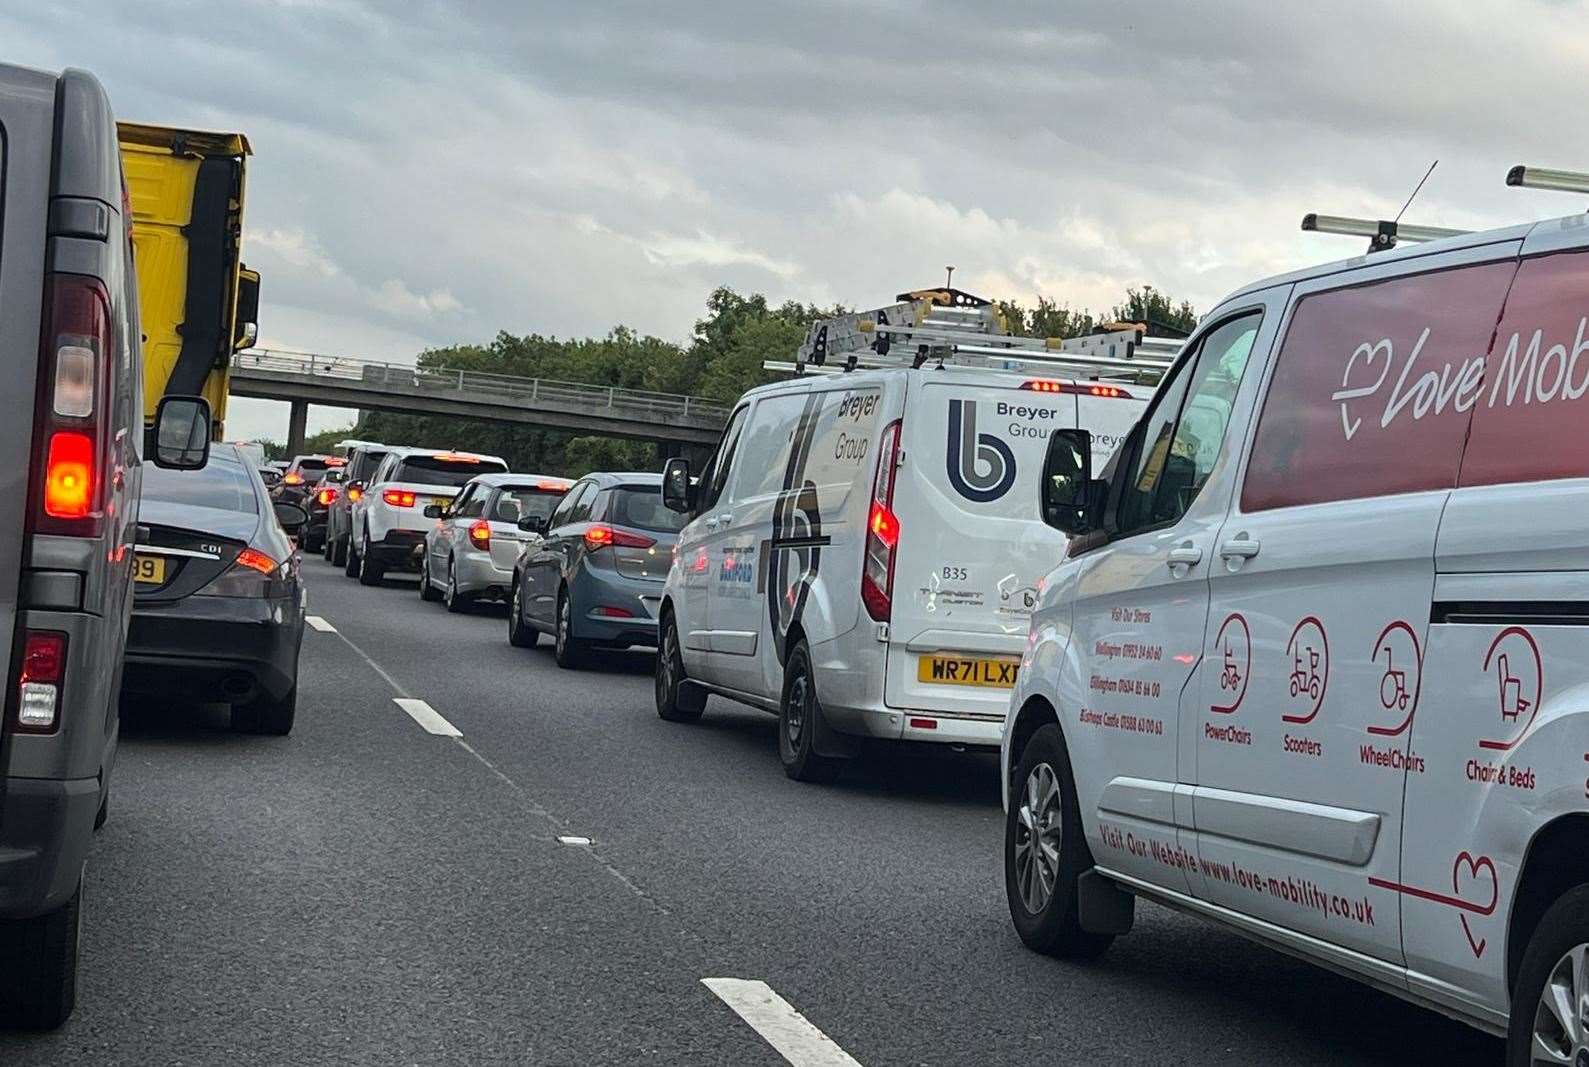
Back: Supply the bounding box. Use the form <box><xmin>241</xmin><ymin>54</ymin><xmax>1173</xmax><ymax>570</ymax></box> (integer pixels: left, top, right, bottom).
<box><xmin>122</xmin><ymin>446</ymin><xmax>308</xmax><ymax>734</ymax></box>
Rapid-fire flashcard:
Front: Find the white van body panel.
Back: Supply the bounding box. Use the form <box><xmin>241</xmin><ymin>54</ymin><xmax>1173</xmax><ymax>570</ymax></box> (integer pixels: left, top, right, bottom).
<box><xmin>1002</xmin><ymin>214</ymin><xmax>1589</xmax><ymax>1040</ymax></box>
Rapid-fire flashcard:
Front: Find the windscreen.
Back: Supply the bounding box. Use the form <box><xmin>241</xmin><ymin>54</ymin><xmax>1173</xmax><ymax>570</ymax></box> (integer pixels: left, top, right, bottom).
<box><xmin>394</xmin><ymin>456</ymin><xmax>508</xmax><ymax>487</ymax></box>
<box><xmin>142</xmin><ymin>453</ymin><xmax>259</xmax><ymax>514</ymax></box>
<box><xmin>495</xmin><ymin>488</ymin><xmax>562</xmax><ymax>523</ymax></box>
<box><xmin>608</xmin><ymin>485</ymin><xmax>684</xmax><ymax>533</ymax></box>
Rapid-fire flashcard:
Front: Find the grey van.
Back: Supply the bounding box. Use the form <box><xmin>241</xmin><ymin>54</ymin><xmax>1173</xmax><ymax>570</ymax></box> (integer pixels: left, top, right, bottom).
<box><xmin>0</xmin><ymin>63</ymin><xmax>208</xmax><ymax>1030</ymax></box>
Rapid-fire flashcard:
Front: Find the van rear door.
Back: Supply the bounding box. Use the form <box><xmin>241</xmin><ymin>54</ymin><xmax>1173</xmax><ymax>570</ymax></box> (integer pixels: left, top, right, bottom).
<box><xmin>885</xmin><ymin>375</ymin><xmax>1146</xmax><ymax>718</ymax></box>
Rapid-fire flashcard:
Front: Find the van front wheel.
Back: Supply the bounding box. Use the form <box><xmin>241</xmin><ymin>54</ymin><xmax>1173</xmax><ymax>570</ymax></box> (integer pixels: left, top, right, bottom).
<box><xmin>1005</xmin><ymin>723</ymin><xmax>1113</xmax><ymax>959</ymax></box>
<box><xmin>656</xmin><ymin>612</ymin><xmax>704</xmax><ymax>722</ymax></box>
<box><xmin>1508</xmin><ymin>884</ymin><xmax>1589</xmax><ymax>1066</ymax></box>
<box><xmin>778</xmin><ymin>640</ymin><xmax>841</xmax><ymax>783</ymax></box>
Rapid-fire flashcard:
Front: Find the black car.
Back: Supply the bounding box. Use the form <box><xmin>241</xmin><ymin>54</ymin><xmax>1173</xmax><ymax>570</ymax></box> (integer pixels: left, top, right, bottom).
<box><xmin>122</xmin><ymin>446</ymin><xmax>309</xmax><ymax>734</ymax></box>
<box><xmin>275</xmin><ymin>453</ymin><xmax>343</xmax><ymax>553</ymax></box>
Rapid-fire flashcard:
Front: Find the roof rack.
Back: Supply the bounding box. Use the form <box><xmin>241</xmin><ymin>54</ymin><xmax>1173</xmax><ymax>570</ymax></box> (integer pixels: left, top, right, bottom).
<box><xmin>1301</xmin><ymin>213</ymin><xmax>1470</xmax><ymax>254</ymax></box>
<box><xmin>775</xmin><ymin>287</ymin><xmax>1179</xmax><ymax>382</ymax></box>
<box><xmin>1506</xmin><ymin>165</ymin><xmax>1589</xmax><ymax>195</ymax></box>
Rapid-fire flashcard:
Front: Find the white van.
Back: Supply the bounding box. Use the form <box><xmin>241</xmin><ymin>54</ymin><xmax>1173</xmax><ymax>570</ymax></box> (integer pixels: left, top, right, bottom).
<box><xmin>654</xmin><ymin>337</ymin><xmax>1153</xmax><ymax>780</ymax></box>
<box><xmin>1003</xmin><ymin>207</ymin><xmax>1589</xmax><ymax>1060</ymax></box>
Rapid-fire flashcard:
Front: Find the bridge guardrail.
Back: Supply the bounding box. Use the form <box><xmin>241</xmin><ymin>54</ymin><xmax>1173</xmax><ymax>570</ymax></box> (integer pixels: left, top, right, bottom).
<box><xmin>232</xmin><ymin>348</ymin><xmax>734</xmax><ymax>422</ymax></box>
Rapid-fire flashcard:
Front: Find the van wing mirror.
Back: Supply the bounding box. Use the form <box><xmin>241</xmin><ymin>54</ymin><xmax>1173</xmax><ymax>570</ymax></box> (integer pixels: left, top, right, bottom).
<box><xmin>661</xmin><ymin>457</ymin><xmax>693</xmax><ymax>513</ymax></box>
<box><xmin>150</xmin><ymin>395</ymin><xmax>212</xmax><ymax>470</ymax></box>
<box><xmin>1040</xmin><ymin>428</ymin><xmax>1098</xmax><ymax>535</ymax></box>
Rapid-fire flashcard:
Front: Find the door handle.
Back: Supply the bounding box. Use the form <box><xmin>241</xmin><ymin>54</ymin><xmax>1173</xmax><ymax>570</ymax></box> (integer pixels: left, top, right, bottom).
<box><xmin>1220</xmin><ymin>536</ymin><xmax>1262</xmax><ymax>560</ymax></box>
<box><xmin>713</xmin><ymin>513</ymin><xmax>732</xmax><ymax>526</ymax></box>
<box><xmin>1166</xmin><ymin>543</ymin><xmax>1203</xmax><ymax>568</ymax></box>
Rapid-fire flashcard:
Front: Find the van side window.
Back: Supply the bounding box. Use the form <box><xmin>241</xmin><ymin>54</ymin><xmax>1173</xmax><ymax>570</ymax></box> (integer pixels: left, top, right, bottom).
<box><xmin>1115</xmin><ymin>313</ymin><xmax>1261</xmax><ymax>536</ymax></box>
<box><xmin>1241</xmin><ymin>261</ymin><xmax>1516</xmax><ymax>511</ymax></box>
<box><xmin>730</xmin><ymin>394</ymin><xmax>807</xmax><ymax>501</ymax></box>
<box><xmin>699</xmin><ymin>406</ymin><xmax>748</xmax><ymax>512</ymax></box>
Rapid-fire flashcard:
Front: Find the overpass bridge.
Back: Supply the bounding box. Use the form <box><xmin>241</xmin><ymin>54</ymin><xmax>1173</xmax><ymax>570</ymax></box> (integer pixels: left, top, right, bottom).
<box><xmin>228</xmin><ymin>349</ymin><xmax>733</xmax><ymax>455</ymax></box>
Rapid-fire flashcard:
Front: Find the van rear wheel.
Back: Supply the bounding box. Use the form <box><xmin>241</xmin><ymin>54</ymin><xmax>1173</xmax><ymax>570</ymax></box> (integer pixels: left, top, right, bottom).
<box><xmin>0</xmin><ymin>877</ymin><xmax>81</xmax><ymax>1030</ymax></box>
<box><xmin>1508</xmin><ymin>884</ymin><xmax>1589</xmax><ymax>1066</ymax></box>
<box><xmin>1005</xmin><ymin>723</ymin><xmax>1113</xmax><ymax>959</ymax></box>
<box><xmin>778</xmin><ymin>640</ymin><xmax>841</xmax><ymax>783</ymax></box>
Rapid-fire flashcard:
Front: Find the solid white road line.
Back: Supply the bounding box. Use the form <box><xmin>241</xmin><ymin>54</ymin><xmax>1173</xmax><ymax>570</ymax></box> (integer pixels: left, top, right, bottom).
<box><xmin>701</xmin><ymin>978</ymin><xmax>863</xmax><ymax>1067</ymax></box>
<box><xmin>305</xmin><ymin>615</ymin><xmax>337</xmax><ymax>632</ymax></box>
<box><xmin>393</xmin><ymin>697</ymin><xmax>462</xmax><ymax>738</ymax></box>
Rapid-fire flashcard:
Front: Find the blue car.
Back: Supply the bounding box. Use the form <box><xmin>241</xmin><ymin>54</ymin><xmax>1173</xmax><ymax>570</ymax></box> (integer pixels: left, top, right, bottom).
<box><xmin>509</xmin><ymin>472</ymin><xmax>682</xmax><ymax>668</ymax></box>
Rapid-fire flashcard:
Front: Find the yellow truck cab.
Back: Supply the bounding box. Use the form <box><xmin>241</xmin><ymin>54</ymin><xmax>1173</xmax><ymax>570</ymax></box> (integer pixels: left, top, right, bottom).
<box><xmin>117</xmin><ymin>123</ymin><xmax>260</xmax><ymax>438</ymax></box>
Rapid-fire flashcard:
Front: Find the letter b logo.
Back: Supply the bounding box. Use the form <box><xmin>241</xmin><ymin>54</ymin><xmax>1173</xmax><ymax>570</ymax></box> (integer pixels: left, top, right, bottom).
<box><xmin>946</xmin><ymin>399</ymin><xmax>1016</xmax><ymax>502</ymax></box>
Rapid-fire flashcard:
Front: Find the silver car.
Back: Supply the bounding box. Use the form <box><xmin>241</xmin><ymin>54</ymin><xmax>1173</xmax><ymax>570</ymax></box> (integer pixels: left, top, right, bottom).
<box><xmin>418</xmin><ymin>473</ymin><xmax>571</xmax><ymax>612</ymax></box>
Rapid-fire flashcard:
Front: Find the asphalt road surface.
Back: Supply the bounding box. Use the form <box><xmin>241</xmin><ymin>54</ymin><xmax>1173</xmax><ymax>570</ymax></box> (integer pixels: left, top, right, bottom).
<box><xmin>1</xmin><ymin>557</ymin><xmax>1505</xmax><ymax>1065</ymax></box>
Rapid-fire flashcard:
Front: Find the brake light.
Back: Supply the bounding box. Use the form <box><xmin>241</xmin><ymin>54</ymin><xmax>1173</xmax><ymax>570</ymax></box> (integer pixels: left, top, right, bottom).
<box><xmin>584</xmin><ymin>525</ymin><xmax>656</xmax><ymax>551</ymax></box>
<box><xmin>316</xmin><ymin>487</ymin><xmax>337</xmax><ymax>506</ymax></box>
<box><xmin>34</xmin><ymin>275</ymin><xmax>111</xmax><ymax>535</ymax></box>
<box><xmin>1020</xmin><ymin>379</ymin><xmax>1134</xmax><ymax>399</ymax></box>
<box><xmin>16</xmin><ymin>630</ymin><xmax>67</xmax><ymax>732</ymax></box>
<box><xmin>538</xmin><ymin>479</ymin><xmax>571</xmax><ymax>491</ymax></box>
<box><xmin>346</xmin><ymin>485</ymin><xmax>363</xmax><ymax>502</ymax></box>
<box><xmin>44</xmin><ymin>432</ymin><xmax>95</xmax><ymax>519</ymax></box>
<box><xmin>383</xmin><ymin>489</ymin><xmax>416</xmax><ymax>507</ymax></box>
<box><xmin>433</xmin><ymin>452</ymin><xmax>480</xmax><ymax>463</ymax></box>
<box><xmin>468</xmin><ymin>519</ymin><xmax>491</xmax><ymax>549</ymax></box>
<box><xmin>283</xmin><ymin>472</ymin><xmax>304</xmax><ymax>486</ymax></box>
<box><xmin>861</xmin><ymin>419</ymin><xmax>902</xmax><ymax>622</ymax></box>
<box><xmin>234</xmin><ymin>548</ymin><xmax>279</xmax><ymax>575</ymax></box>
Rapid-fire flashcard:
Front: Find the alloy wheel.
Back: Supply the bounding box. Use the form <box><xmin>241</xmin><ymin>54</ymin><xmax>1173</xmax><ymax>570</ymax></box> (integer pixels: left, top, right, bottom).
<box><xmin>445</xmin><ymin>561</ymin><xmax>457</xmax><ymax>609</ymax></box>
<box><xmin>1013</xmin><ymin>763</ymin><xmax>1065</xmax><ymax>915</ymax></box>
<box><xmin>658</xmin><ymin>620</ymin><xmax>677</xmax><ymax>703</ymax></box>
<box><xmin>785</xmin><ymin>668</ymin><xmax>809</xmax><ymax>747</ymax></box>
<box><xmin>1531</xmin><ymin>943</ymin><xmax>1589</xmax><ymax>1065</ymax></box>
<box><xmin>556</xmin><ymin>595</ymin><xmax>569</xmax><ymax>657</ymax></box>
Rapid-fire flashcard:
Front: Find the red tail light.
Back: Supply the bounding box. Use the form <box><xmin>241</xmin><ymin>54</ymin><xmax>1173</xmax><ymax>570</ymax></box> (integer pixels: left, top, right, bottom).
<box><xmin>584</xmin><ymin>525</ymin><xmax>656</xmax><ymax>551</ymax></box>
<box><xmin>468</xmin><ymin>519</ymin><xmax>491</xmax><ymax>549</ymax></box>
<box><xmin>15</xmin><ymin>630</ymin><xmax>67</xmax><ymax>733</ymax></box>
<box><xmin>234</xmin><ymin>547</ymin><xmax>279</xmax><ymax>575</ymax></box>
<box><xmin>346</xmin><ymin>485</ymin><xmax>364</xmax><ymax>502</ymax></box>
<box><xmin>34</xmin><ymin>275</ymin><xmax>111</xmax><ymax>535</ymax></box>
<box><xmin>592</xmin><ymin>605</ymin><xmax>635</xmax><ymax>618</ymax></box>
<box><xmin>382</xmin><ymin>489</ymin><xmax>417</xmax><ymax>507</ymax></box>
<box><xmin>861</xmin><ymin>419</ymin><xmax>902</xmax><ymax>622</ymax></box>
<box><xmin>44</xmin><ymin>431</ymin><xmax>95</xmax><ymax>519</ymax></box>
<box><xmin>283</xmin><ymin>472</ymin><xmax>304</xmax><ymax>486</ymax></box>
<box><xmin>316</xmin><ymin>487</ymin><xmax>337</xmax><ymax>506</ymax></box>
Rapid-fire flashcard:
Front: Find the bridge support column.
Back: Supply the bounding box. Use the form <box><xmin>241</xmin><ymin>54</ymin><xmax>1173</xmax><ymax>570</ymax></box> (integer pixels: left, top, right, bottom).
<box><xmin>285</xmin><ymin>400</ymin><xmax>308</xmax><ymax>458</ymax></box>
<box><xmin>658</xmin><ymin>440</ymin><xmax>683</xmax><ymax>460</ymax></box>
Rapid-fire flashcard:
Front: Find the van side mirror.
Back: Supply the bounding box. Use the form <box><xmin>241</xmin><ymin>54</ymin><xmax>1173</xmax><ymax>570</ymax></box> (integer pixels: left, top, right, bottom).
<box><xmin>150</xmin><ymin>395</ymin><xmax>212</xmax><ymax>470</ymax></box>
<box><xmin>661</xmin><ymin>457</ymin><xmax>693</xmax><ymax>513</ymax></box>
<box><xmin>1040</xmin><ymin>429</ymin><xmax>1098</xmax><ymax>535</ymax></box>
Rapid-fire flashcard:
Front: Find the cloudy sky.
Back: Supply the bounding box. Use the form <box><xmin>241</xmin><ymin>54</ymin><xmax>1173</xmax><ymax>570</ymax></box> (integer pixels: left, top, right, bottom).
<box><xmin>4</xmin><ymin>0</ymin><xmax>1586</xmax><ymax>442</ymax></box>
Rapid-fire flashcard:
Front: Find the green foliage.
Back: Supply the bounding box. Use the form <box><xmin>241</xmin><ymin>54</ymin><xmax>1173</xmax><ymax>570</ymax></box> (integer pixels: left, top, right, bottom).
<box><xmin>997</xmin><ymin>298</ymin><xmax>1097</xmax><ymax>340</ymax></box>
<box><xmin>1109</xmin><ymin>285</ymin><xmax>1199</xmax><ymax>336</ymax></box>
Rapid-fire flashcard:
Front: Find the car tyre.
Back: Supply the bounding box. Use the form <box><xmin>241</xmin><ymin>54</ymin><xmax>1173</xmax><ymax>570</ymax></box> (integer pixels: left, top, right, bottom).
<box><xmin>656</xmin><ymin>611</ymin><xmax>705</xmax><ymax>722</ymax></box>
<box><xmin>1005</xmin><ymin>722</ymin><xmax>1114</xmax><ymax>959</ymax></box>
<box><xmin>93</xmin><ymin>789</ymin><xmax>107</xmax><ymax>832</ymax></box>
<box><xmin>778</xmin><ymin>640</ymin><xmax>841</xmax><ymax>783</ymax></box>
<box><xmin>444</xmin><ymin>558</ymin><xmax>470</xmax><ymax>614</ymax></box>
<box><xmin>342</xmin><ymin>533</ymin><xmax>361</xmax><ymax>578</ymax></box>
<box><xmin>553</xmin><ymin>587</ymin><xmax>587</xmax><ymax>669</ymax></box>
<box><xmin>508</xmin><ymin>579</ymin><xmax>539</xmax><ymax>648</ymax></box>
<box><xmin>357</xmin><ymin>531</ymin><xmax>385</xmax><ymax>586</ymax></box>
<box><xmin>331</xmin><ymin>532</ymin><xmax>348</xmax><ymax>567</ymax></box>
<box><xmin>0</xmin><ymin>876</ymin><xmax>81</xmax><ymax>1031</ymax></box>
<box><xmin>418</xmin><ymin>553</ymin><xmax>441</xmax><ymax>602</ymax></box>
<box><xmin>322</xmin><ymin>528</ymin><xmax>335</xmax><ymax>561</ymax></box>
<box><xmin>1507</xmin><ymin>883</ymin><xmax>1589</xmax><ymax>1066</ymax></box>
<box><xmin>234</xmin><ymin>686</ymin><xmax>296</xmax><ymax>736</ymax></box>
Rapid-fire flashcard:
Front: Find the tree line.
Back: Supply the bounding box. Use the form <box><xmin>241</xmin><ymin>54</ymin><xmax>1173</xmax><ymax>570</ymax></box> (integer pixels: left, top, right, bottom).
<box><xmin>270</xmin><ymin>284</ymin><xmax>1198</xmax><ymax>474</ymax></box>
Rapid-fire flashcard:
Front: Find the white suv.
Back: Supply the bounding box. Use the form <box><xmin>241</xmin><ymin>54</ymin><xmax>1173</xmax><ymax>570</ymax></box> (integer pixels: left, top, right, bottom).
<box><xmin>655</xmin><ymin>363</ymin><xmax>1146</xmax><ymax>781</ymax></box>
<box><xmin>347</xmin><ymin>447</ymin><xmax>507</xmax><ymax>585</ymax></box>
<box><xmin>1003</xmin><ymin>212</ymin><xmax>1589</xmax><ymax>1060</ymax></box>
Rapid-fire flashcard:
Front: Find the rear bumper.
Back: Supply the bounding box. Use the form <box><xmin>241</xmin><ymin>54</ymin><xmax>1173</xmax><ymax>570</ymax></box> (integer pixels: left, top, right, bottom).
<box><xmin>124</xmin><ymin>593</ymin><xmax>304</xmax><ymax>704</ymax></box>
<box><xmin>0</xmin><ymin>775</ymin><xmax>97</xmax><ymax>919</ymax></box>
<box><xmin>367</xmin><ymin>530</ymin><xmax>426</xmax><ymax>570</ymax></box>
<box><xmin>569</xmin><ymin>568</ymin><xmax>662</xmax><ymax>648</ymax></box>
<box><xmin>453</xmin><ymin>549</ymin><xmax>514</xmax><ymax>597</ymax></box>
<box><xmin>809</xmin><ymin>637</ymin><xmax>1006</xmax><ymax>748</ymax></box>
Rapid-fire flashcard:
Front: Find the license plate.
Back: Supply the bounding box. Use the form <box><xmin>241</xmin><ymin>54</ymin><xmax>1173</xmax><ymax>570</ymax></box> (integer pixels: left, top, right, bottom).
<box><xmin>918</xmin><ymin>655</ymin><xmax>1019</xmax><ymax>688</ymax></box>
<box><xmin>132</xmin><ymin>554</ymin><xmax>167</xmax><ymax>585</ymax></box>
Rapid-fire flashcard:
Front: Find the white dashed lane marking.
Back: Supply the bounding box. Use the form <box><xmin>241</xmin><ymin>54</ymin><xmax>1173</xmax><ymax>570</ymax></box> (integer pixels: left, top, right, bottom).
<box><xmin>393</xmin><ymin>697</ymin><xmax>462</xmax><ymax>738</ymax></box>
<box><xmin>305</xmin><ymin>615</ymin><xmax>337</xmax><ymax>632</ymax></box>
<box><xmin>702</xmin><ymin>978</ymin><xmax>863</xmax><ymax>1066</ymax></box>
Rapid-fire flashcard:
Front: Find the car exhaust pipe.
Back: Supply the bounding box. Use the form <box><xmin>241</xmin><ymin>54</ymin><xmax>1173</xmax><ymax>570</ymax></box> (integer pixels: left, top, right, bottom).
<box><xmin>220</xmin><ymin>673</ymin><xmax>257</xmax><ymax>703</ymax></box>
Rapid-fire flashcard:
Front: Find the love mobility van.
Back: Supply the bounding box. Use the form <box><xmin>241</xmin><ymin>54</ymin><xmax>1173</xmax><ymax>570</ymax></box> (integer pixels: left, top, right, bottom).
<box><xmin>1003</xmin><ymin>174</ymin><xmax>1589</xmax><ymax>1063</ymax></box>
<box><xmin>0</xmin><ymin>63</ymin><xmax>210</xmax><ymax>1030</ymax></box>
<box><xmin>655</xmin><ymin>289</ymin><xmax>1174</xmax><ymax>781</ymax></box>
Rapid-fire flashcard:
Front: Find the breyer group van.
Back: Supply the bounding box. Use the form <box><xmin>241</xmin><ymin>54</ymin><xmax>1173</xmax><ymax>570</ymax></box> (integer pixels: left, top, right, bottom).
<box><xmin>654</xmin><ymin>314</ymin><xmax>1155</xmax><ymax>781</ymax></box>
<box><xmin>1003</xmin><ymin>209</ymin><xmax>1589</xmax><ymax>1063</ymax></box>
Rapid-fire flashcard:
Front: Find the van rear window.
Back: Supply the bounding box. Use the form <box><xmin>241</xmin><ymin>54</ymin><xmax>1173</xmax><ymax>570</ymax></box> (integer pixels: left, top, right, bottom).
<box><xmin>1241</xmin><ymin>262</ymin><xmax>1517</xmax><ymax>512</ymax></box>
<box><xmin>395</xmin><ymin>456</ymin><xmax>508</xmax><ymax>487</ymax></box>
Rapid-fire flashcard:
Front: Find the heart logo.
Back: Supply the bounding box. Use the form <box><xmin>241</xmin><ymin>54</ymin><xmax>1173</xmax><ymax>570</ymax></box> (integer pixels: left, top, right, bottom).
<box><xmin>1332</xmin><ymin>339</ymin><xmax>1394</xmax><ymax>443</ymax></box>
<box><xmin>1452</xmin><ymin>852</ymin><xmax>1499</xmax><ymax>958</ymax></box>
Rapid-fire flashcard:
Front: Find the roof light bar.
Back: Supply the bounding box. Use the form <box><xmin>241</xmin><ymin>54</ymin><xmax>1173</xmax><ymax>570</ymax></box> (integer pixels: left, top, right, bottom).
<box><xmin>1506</xmin><ymin>165</ymin><xmax>1589</xmax><ymax>195</ymax></box>
<box><xmin>1301</xmin><ymin>213</ymin><xmax>1469</xmax><ymax>254</ymax></box>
